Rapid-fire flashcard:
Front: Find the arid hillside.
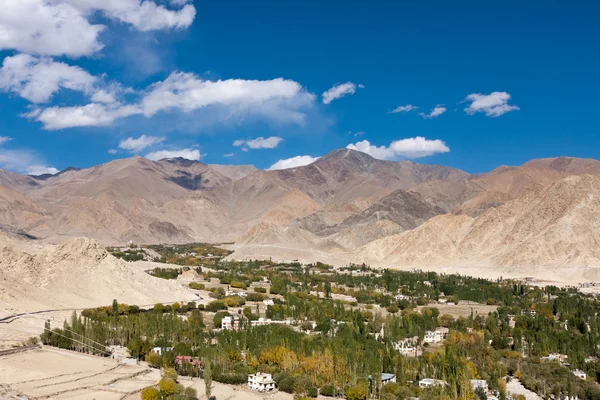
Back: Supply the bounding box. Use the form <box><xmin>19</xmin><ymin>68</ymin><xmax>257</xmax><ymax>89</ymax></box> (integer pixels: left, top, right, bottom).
<box><xmin>1</xmin><ymin>151</ymin><xmax>599</xmax><ymax>272</ymax></box>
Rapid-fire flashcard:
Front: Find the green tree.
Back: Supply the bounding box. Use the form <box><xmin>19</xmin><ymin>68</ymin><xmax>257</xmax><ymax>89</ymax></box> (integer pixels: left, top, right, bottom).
<box><xmin>204</xmin><ymin>362</ymin><xmax>213</xmax><ymax>400</ymax></box>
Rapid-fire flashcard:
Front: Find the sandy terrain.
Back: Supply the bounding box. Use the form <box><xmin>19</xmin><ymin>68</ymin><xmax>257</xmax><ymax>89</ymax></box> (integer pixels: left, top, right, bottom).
<box><xmin>0</xmin><ymin>347</ymin><xmax>153</xmax><ymax>400</ymax></box>
<box><xmin>506</xmin><ymin>379</ymin><xmax>542</xmax><ymax>400</ymax></box>
<box><xmin>0</xmin><ymin>347</ymin><xmax>299</xmax><ymax>400</ymax></box>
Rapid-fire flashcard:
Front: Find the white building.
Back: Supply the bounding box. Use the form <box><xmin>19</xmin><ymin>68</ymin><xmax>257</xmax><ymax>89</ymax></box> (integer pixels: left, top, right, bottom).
<box><xmin>394</xmin><ymin>294</ymin><xmax>411</xmax><ymax>301</ymax></box>
<box><xmin>150</xmin><ymin>346</ymin><xmax>172</xmax><ymax>356</ymax></box>
<box><xmin>263</xmin><ymin>299</ymin><xmax>275</xmax><ymax>306</ymax></box>
<box><xmin>423</xmin><ymin>327</ymin><xmax>449</xmax><ymax>344</ymax></box>
<box><xmin>221</xmin><ymin>315</ymin><xmax>242</xmax><ymax>331</ymax></box>
<box><xmin>419</xmin><ymin>378</ymin><xmax>447</xmax><ymax>389</ymax></box>
<box><xmin>251</xmin><ymin>317</ymin><xmax>292</xmax><ymax>327</ymax></box>
<box><xmin>470</xmin><ymin>379</ymin><xmax>488</xmax><ymax>392</ymax></box>
<box><xmin>573</xmin><ymin>369</ymin><xmax>587</xmax><ymax>380</ymax></box>
<box><xmin>393</xmin><ymin>337</ymin><xmax>419</xmax><ymax>357</ymax></box>
<box><xmin>248</xmin><ymin>372</ymin><xmax>276</xmax><ymax>392</ymax></box>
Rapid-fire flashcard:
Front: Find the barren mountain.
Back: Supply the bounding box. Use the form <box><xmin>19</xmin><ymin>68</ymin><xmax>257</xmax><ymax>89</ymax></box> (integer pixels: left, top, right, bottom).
<box><xmin>523</xmin><ymin>156</ymin><xmax>600</xmax><ymax>174</ymax></box>
<box><xmin>1</xmin><ymin>150</ymin><xmax>599</xmax><ymax>275</ymax></box>
<box><xmin>0</xmin><ymin>233</ymin><xmax>196</xmax><ymax>311</ymax></box>
<box><xmin>356</xmin><ymin>174</ymin><xmax>600</xmax><ymax>272</ymax></box>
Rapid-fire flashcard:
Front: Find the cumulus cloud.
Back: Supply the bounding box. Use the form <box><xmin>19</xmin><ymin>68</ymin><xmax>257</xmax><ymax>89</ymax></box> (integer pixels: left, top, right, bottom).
<box><xmin>346</xmin><ymin>137</ymin><xmax>450</xmax><ymax>159</ymax></box>
<box><xmin>267</xmin><ymin>155</ymin><xmax>320</xmax><ymax>171</ymax></box>
<box><xmin>389</xmin><ymin>104</ymin><xmax>417</xmax><ymax>114</ymax></box>
<box><xmin>108</xmin><ymin>149</ymin><xmax>118</xmax><ymax>154</ymax></box>
<box><xmin>419</xmin><ymin>105</ymin><xmax>447</xmax><ymax>119</ymax></box>
<box><xmin>464</xmin><ymin>92</ymin><xmax>519</xmax><ymax>117</ymax></box>
<box><xmin>0</xmin><ymin>54</ymin><xmax>96</xmax><ymax>103</ymax></box>
<box><xmin>91</xmin><ymin>90</ymin><xmax>117</xmax><ymax>104</ymax></box>
<box><xmin>30</xmin><ymin>72</ymin><xmax>316</xmax><ymax>130</ymax></box>
<box><xmin>29</xmin><ymin>103</ymin><xmax>142</xmax><ymax>130</ymax></box>
<box><xmin>26</xmin><ymin>165</ymin><xmax>59</xmax><ymax>176</ymax></box>
<box><xmin>0</xmin><ymin>0</ymin><xmax>196</xmax><ymax>57</ymax></box>
<box><xmin>233</xmin><ymin>136</ymin><xmax>283</xmax><ymax>150</ymax></box>
<box><xmin>145</xmin><ymin>148</ymin><xmax>201</xmax><ymax>161</ymax></box>
<box><xmin>118</xmin><ymin>135</ymin><xmax>165</xmax><ymax>152</ymax></box>
<box><xmin>142</xmin><ymin>72</ymin><xmax>314</xmax><ymax>123</ymax></box>
<box><xmin>322</xmin><ymin>82</ymin><xmax>357</xmax><ymax>104</ymax></box>
<box><xmin>0</xmin><ymin>136</ymin><xmax>12</xmax><ymax>145</ymax></box>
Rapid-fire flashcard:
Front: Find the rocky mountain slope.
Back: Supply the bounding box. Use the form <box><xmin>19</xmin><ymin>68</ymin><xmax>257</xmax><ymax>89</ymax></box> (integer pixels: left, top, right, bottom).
<box><xmin>0</xmin><ymin>151</ymin><xmax>599</xmax><ymax>272</ymax></box>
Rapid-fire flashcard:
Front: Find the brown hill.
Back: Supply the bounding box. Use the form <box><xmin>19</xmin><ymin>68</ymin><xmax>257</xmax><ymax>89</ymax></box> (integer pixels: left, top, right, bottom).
<box><xmin>356</xmin><ymin>174</ymin><xmax>600</xmax><ymax>272</ymax></box>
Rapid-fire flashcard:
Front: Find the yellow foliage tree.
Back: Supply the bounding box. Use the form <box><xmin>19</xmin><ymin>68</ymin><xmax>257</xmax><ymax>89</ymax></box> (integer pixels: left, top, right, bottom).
<box><xmin>158</xmin><ymin>377</ymin><xmax>176</xmax><ymax>396</ymax></box>
<box><xmin>141</xmin><ymin>387</ymin><xmax>160</xmax><ymax>400</ymax></box>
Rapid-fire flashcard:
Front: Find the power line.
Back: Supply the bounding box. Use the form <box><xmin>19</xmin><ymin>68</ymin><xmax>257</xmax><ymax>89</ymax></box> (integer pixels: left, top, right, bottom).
<box><xmin>0</xmin><ymin>298</ymin><xmax>111</xmax><ymax>355</ymax></box>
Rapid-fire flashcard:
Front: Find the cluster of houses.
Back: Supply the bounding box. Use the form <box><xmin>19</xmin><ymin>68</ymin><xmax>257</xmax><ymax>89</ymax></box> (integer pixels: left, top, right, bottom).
<box><xmin>540</xmin><ymin>353</ymin><xmax>587</xmax><ymax>380</ymax></box>
<box><xmin>221</xmin><ymin>315</ymin><xmax>295</xmax><ymax>331</ymax></box>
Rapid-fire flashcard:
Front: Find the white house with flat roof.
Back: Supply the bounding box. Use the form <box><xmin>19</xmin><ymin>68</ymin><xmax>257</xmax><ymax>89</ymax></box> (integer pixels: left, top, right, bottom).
<box><xmin>419</xmin><ymin>378</ymin><xmax>447</xmax><ymax>389</ymax></box>
<box><xmin>248</xmin><ymin>372</ymin><xmax>276</xmax><ymax>392</ymax></box>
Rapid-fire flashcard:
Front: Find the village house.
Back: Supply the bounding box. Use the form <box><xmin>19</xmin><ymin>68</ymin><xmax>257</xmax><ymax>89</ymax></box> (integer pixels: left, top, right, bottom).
<box><xmin>419</xmin><ymin>378</ymin><xmax>447</xmax><ymax>389</ymax></box>
<box><xmin>225</xmin><ymin>290</ymin><xmax>247</xmax><ymax>297</ymax></box>
<box><xmin>175</xmin><ymin>355</ymin><xmax>202</xmax><ymax>367</ymax></box>
<box><xmin>541</xmin><ymin>353</ymin><xmax>568</xmax><ymax>363</ymax></box>
<box><xmin>251</xmin><ymin>317</ymin><xmax>292</xmax><ymax>327</ymax></box>
<box><xmin>221</xmin><ymin>315</ymin><xmax>242</xmax><ymax>331</ymax></box>
<box><xmin>423</xmin><ymin>327</ymin><xmax>449</xmax><ymax>344</ymax></box>
<box><xmin>150</xmin><ymin>346</ymin><xmax>173</xmax><ymax>356</ymax></box>
<box><xmin>572</xmin><ymin>369</ymin><xmax>587</xmax><ymax>380</ymax></box>
<box><xmin>393</xmin><ymin>337</ymin><xmax>419</xmax><ymax>357</ymax></box>
<box><xmin>248</xmin><ymin>372</ymin><xmax>276</xmax><ymax>392</ymax></box>
<box><xmin>394</xmin><ymin>294</ymin><xmax>411</xmax><ymax>301</ymax></box>
<box><xmin>369</xmin><ymin>373</ymin><xmax>397</xmax><ymax>386</ymax></box>
<box><xmin>471</xmin><ymin>379</ymin><xmax>488</xmax><ymax>392</ymax></box>
<box><xmin>263</xmin><ymin>299</ymin><xmax>275</xmax><ymax>306</ymax></box>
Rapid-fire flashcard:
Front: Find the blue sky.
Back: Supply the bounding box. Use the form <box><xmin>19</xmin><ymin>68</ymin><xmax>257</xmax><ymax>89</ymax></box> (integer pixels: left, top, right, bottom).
<box><xmin>0</xmin><ymin>0</ymin><xmax>598</xmax><ymax>175</ymax></box>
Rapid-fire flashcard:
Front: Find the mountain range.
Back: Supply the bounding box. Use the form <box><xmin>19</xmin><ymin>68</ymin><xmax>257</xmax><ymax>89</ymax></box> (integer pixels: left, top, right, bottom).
<box><xmin>1</xmin><ymin>148</ymin><xmax>600</xmax><ymax>273</ymax></box>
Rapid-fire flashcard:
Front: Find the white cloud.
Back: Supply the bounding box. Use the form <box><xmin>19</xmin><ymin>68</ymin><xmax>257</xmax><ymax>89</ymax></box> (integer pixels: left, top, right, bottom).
<box><xmin>223</xmin><ymin>153</ymin><xmax>234</xmax><ymax>157</ymax></box>
<box><xmin>233</xmin><ymin>136</ymin><xmax>283</xmax><ymax>150</ymax></box>
<box><xmin>141</xmin><ymin>72</ymin><xmax>314</xmax><ymax>125</ymax></box>
<box><xmin>108</xmin><ymin>149</ymin><xmax>118</xmax><ymax>154</ymax></box>
<box><xmin>0</xmin><ymin>54</ymin><xmax>96</xmax><ymax>103</ymax></box>
<box><xmin>0</xmin><ymin>0</ymin><xmax>105</xmax><ymax>57</ymax></box>
<box><xmin>91</xmin><ymin>90</ymin><xmax>117</xmax><ymax>104</ymax></box>
<box><xmin>27</xmin><ymin>71</ymin><xmax>316</xmax><ymax>130</ymax></box>
<box><xmin>347</xmin><ymin>137</ymin><xmax>450</xmax><ymax>159</ymax></box>
<box><xmin>64</xmin><ymin>0</ymin><xmax>196</xmax><ymax>32</ymax></box>
<box><xmin>0</xmin><ymin>136</ymin><xmax>12</xmax><ymax>145</ymax></box>
<box><xmin>464</xmin><ymin>92</ymin><xmax>519</xmax><ymax>117</ymax></box>
<box><xmin>26</xmin><ymin>165</ymin><xmax>59</xmax><ymax>176</ymax></box>
<box><xmin>390</xmin><ymin>104</ymin><xmax>417</xmax><ymax>114</ymax></box>
<box><xmin>118</xmin><ymin>135</ymin><xmax>165</xmax><ymax>152</ymax></box>
<box><xmin>419</xmin><ymin>105</ymin><xmax>447</xmax><ymax>119</ymax></box>
<box><xmin>145</xmin><ymin>148</ymin><xmax>201</xmax><ymax>161</ymax></box>
<box><xmin>322</xmin><ymin>82</ymin><xmax>357</xmax><ymax>104</ymax></box>
<box><xmin>30</xmin><ymin>103</ymin><xmax>142</xmax><ymax>130</ymax></box>
<box><xmin>351</xmin><ymin>131</ymin><xmax>366</xmax><ymax>137</ymax></box>
<box><xmin>0</xmin><ymin>0</ymin><xmax>196</xmax><ymax>57</ymax></box>
<box><xmin>267</xmin><ymin>155</ymin><xmax>320</xmax><ymax>170</ymax></box>
<box><xmin>358</xmin><ymin>84</ymin><xmax>365</xmax><ymax>89</ymax></box>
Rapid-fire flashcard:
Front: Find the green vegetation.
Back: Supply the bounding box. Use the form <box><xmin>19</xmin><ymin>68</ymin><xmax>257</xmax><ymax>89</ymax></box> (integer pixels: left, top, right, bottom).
<box><xmin>147</xmin><ymin>242</ymin><xmax>233</xmax><ymax>266</ymax></box>
<box><xmin>39</xmin><ymin>260</ymin><xmax>600</xmax><ymax>399</ymax></box>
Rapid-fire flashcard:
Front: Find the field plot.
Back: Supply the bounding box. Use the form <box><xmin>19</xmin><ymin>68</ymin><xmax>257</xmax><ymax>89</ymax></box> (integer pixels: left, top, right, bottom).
<box><xmin>418</xmin><ymin>301</ymin><xmax>498</xmax><ymax>319</ymax></box>
<box><xmin>0</xmin><ymin>348</ymin><xmax>153</xmax><ymax>400</ymax></box>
